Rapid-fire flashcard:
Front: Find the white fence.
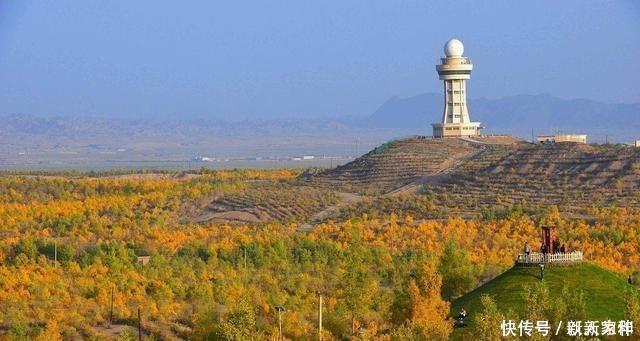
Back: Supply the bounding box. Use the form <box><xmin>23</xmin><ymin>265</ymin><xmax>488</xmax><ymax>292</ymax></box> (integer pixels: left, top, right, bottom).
<box><xmin>516</xmin><ymin>251</ymin><xmax>583</xmax><ymax>265</ymax></box>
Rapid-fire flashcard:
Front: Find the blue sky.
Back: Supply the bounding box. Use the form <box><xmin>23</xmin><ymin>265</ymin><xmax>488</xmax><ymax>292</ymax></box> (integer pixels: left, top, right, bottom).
<box><xmin>0</xmin><ymin>1</ymin><xmax>638</xmax><ymax>120</ymax></box>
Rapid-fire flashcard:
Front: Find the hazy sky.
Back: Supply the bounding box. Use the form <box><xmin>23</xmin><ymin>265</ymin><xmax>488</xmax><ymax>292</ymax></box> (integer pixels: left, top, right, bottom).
<box><xmin>0</xmin><ymin>1</ymin><xmax>638</xmax><ymax>120</ymax></box>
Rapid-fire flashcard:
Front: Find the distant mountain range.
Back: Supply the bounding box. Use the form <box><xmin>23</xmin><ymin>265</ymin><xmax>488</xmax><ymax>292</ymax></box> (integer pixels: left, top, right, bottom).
<box><xmin>0</xmin><ymin>113</ymin><xmax>413</xmax><ymax>169</ymax></box>
<box><xmin>365</xmin><ymin>93</ymin><xmax>640</xmax><ymax>142</ymax></box>
<box><xmin>4</xmin><ymin>94</ymin><xmax>638</xmax><ymax>141</ymax></box>
<box><xmin>0</xmin><ymin>93</ymin><xmax>638</xmax><ymax>169</ymax></box>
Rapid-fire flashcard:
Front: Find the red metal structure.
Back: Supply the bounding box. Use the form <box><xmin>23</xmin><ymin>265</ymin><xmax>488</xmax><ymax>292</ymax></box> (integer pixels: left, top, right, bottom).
<box><xmin>541</xmin><ymin>226</ymin><xmax>555</xmax><ymax>253</ymax></box>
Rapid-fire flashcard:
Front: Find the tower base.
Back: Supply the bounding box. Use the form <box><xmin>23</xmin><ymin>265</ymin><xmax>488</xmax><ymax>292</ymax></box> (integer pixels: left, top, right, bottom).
<box><xmin>432</xmin><ymin>122</ymin><xmax>481</xmax><ymax>138</ymax></box>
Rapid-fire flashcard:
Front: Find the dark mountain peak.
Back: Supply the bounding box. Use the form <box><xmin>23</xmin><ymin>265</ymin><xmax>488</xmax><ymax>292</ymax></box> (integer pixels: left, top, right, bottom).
<box><xmin>368</xmin><ymin>93</ymin><xmax>442</xmax><ymax>128</ymax></box>
<box><xmin>363</xmin><ymin>93</ymin><xmax>640</xmax><ymax>142</ymax></box>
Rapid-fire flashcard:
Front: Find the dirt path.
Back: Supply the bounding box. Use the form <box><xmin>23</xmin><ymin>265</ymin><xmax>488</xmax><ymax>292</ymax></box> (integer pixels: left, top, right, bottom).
<box><xmin>297</xmin><ymin>192</ymin><xmax>364</xmax><ymax>232</ymax></box>
<box><xmin>386</xmin><ymin>146</ymin><xmax>485</xmax><ymax>197</ymax></box>
<box><xmin>91</xmin><ymin>324</ymin><xmax>135</xmax><ymax>339</ymax></box>
<box><xmin>92</xmin><ymin>321</ymin><xmax>184</xmax><ymax>340</ymax></box>
<box><xmin>312</xmin><ymin>192</ymin><xmax>363</xmax><ymax>221</ymax></box>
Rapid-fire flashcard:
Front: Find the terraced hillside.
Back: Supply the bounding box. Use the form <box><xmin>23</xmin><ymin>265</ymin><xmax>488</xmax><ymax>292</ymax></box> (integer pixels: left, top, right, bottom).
<box><xmin>192</xmin><ymin>138</ymin><xmax>640</xmax><ymax>224</ymax></box>
<box><xmin>192</xmin><ymin>182</ymin><xmax>338</xmax><ymax>224</ymax></box>
<box><xmin>302</xmin><ymin>136</ymin><xmax>640</xmax><ymax>211</ymax></box>
<box><xmin>435</xmin><ymin>142</ymin><xmax>640</xmax><ymax>211</ymax></box>
<box><xmin>299</xmin><ymin>136</ymin><xmax>523</xmax><ymax>193</ymax></box>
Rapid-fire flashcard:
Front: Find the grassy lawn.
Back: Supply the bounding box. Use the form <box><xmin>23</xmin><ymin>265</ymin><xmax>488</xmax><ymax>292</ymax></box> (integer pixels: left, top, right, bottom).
<box><xmin>450</xmin><ymin>263</ymin><xmax>639</xmax><ymax>339</ymax></box>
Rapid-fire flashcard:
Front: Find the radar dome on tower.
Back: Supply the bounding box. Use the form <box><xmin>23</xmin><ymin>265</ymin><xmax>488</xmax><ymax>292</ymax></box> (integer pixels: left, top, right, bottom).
<box><xmin>444</xmin><ymin>38</ymin><xmax>464</xmax><ymax>57</ymax></box>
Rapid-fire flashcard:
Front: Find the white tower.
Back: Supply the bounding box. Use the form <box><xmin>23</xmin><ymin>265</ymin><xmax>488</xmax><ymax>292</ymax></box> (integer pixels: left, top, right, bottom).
<box><xmin>432</xmin><ymin>38</ymin><xmax>481</xmax><ymax>137</ymax></box>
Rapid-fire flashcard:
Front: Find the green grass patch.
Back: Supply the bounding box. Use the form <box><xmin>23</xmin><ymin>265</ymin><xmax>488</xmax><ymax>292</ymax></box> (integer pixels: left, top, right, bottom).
<box><xmin>451</xmin><ymin>263</ymin><xmax>638</xmax><ymax>338</ymax></box>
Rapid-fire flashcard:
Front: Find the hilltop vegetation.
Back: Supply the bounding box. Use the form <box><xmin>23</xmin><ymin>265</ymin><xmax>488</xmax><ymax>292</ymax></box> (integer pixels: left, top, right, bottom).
<box><xmin>300</xmin><ymin>137</ymin><xmax>487</xmax><ymax>192</ymax></box>
<box><xmin>454</xmin><ymin>264</ymin><xmax>635</xmax><ymax>321</ymax></box>
<box><xmin>0</xmin><ymin>168</ymin><xmax>638</xmax><ymax>339</ymax></box>
<box><xmin>452</xmin><ymin>264</ymin><xmax>639</xmax><ymax>340</ymax></box>
<box><xmin>191</xmin><ymin>183</ymin><xmax>338</xmax><ymax>224</ymax></box>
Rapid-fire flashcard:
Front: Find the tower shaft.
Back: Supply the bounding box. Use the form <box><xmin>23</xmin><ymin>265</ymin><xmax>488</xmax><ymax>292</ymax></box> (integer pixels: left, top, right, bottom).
<box><xmin>442</xmin><ymin>78</ymin><xmax>470</xmax><ymax>124</ymax></box>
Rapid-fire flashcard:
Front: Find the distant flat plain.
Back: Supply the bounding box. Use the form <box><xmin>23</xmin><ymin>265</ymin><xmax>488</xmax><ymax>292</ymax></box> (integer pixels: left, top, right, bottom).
<box><xmin>0</xmin><ymin>115</ymin><xmax>414</xmax><ymax>170</ymax></box>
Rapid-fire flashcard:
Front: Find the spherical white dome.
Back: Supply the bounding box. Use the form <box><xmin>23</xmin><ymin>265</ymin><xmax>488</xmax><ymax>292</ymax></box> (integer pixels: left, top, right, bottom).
<box><xmin>444</xmin><ymin>38</ymin><xmax>464</xmax><ymax>57</ymax></box>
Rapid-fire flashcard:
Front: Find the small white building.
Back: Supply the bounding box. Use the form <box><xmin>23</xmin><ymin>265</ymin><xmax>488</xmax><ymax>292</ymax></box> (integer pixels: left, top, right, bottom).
<box><xmin>537</xmin><ymin>134</ymin><xmax>587</xmax><ymax>144</ymax></box>
<box><xmin>635</xmin><ymin>140</ymin><xmax>640</xmax><ymax>148</ymax></box>
<box><xmin>191</xmin><ymin>156</ymin><xmax>215</xmax><ymax>162</ymax></box>
<box><xmin>137</xmin><ymin>256</ymin><xmax>151</xmax><ymax>266</ymax></box>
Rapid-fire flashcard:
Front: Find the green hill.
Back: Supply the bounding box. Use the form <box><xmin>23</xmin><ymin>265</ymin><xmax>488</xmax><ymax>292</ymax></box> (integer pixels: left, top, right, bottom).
<box><xmin>451</xmin><ymin>263</ymin><xmax>638</xmax><ymax>337</ymax></box>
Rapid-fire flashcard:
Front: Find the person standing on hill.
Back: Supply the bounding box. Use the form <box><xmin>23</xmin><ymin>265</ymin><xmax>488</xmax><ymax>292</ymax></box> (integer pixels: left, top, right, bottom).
<box><xmin>458</xmin><ymin>307</ymin><xmax>467</xmax><ymax>320</ymax></box>
<box><xmin>541</xmin><ymin>244</ymin><xmax>548</xmax><ymax>263</ymax></box>
<box><xmin>455</xmin><ymin>307</ymin><xmax>468</xmax><ymax>328</ymax></box>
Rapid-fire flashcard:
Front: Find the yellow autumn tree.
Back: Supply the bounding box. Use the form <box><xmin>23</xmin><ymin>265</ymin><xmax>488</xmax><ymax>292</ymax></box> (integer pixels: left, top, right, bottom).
<box><xmin>407</xmin><ymin>262</ymin><xmax>452</xmax><ymax>340</ymax></box>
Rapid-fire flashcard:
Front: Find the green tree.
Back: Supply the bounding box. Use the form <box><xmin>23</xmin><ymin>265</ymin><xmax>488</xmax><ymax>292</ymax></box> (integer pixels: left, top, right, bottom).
<box><xmin>197</xmin><ymin>300</ymin><xmax>263</xmax><ymax>341</ymax></box>
<box><xmin>438</xmin><ymin>237</ymin><xmax>477</xmax><ymax>301</ymax></box>
<box><xmin>471</xmin><ymin>295</ymin><xmax>505</xmax><ymax>341</ymax></box>
<box><xmin>561</xmin><ymin>286</ymin><xmax>586</xmax><ymax>322</ymax></box>
<box><xmin>37</xmin><ymin>242</ymin><xmax>75</xmax><ymax>264</ymax></box>
<box><xmin>338</xmin><ymin>248</ymin><xmax>378</xmax><ymax>336</ymax></box>
<box><xmin>13</xmin><ymin>238</ymin><xmax>38</xmax><ymax>262</ymax></box>
<box><xmin>522</xmin><ymin>282</ymin><xmax>550</xmax><ymax>322</ymax></box>
<box><xmin>8</xmin><ymin>323</ymin><xmax>31</xmax><ymax>341</ymax></box>
<box><xmin>625</xmin><ymin>290</ymin><xmax>640</xmax><ymax>338</ymax></box>
<box><xmin>388</xmin><ymin>321</ymin><xmax>425</xmax><ymax>341</ymax></box>
<box><xmin>522</xmin><ymin>282</ymin><xmax>557</xmax><ymax>341</ymax></box>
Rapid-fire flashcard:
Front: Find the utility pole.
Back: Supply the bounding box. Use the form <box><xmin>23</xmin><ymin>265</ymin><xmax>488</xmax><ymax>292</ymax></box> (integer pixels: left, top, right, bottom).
<box><xmin>137</xmin><ymin>308</ymin><xmax>142</xmax><ymax>341</ymax></box>
<box><xmin>531</xmin><ymin>128</ymin><xmax>535</xmax><ymax>144</ymax></box>
<box><xmin>243</xmin><ymin>247</ymin><xmax>247</xmax><ymax>269</ymax></box>
<box><xmin>109</xmin><ymin>286</ymin><xmax>114</xmax><ymax>328</ymax></box>
<box><xmin>317</xmin><ymin>291</ymin><xmax>323</xmax><ymax>341</ymax></box>
<box><xmin>275</xmin><ymin>306</ymin><xmax>285</xmax><ymax>341</ymax></box>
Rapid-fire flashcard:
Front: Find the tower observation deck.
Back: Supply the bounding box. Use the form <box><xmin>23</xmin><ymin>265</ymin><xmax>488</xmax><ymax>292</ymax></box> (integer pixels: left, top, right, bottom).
<box><xmin>432</xmin><ymin>39</ymin><xmax>482</xmax><ymax>138</ymax></box>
